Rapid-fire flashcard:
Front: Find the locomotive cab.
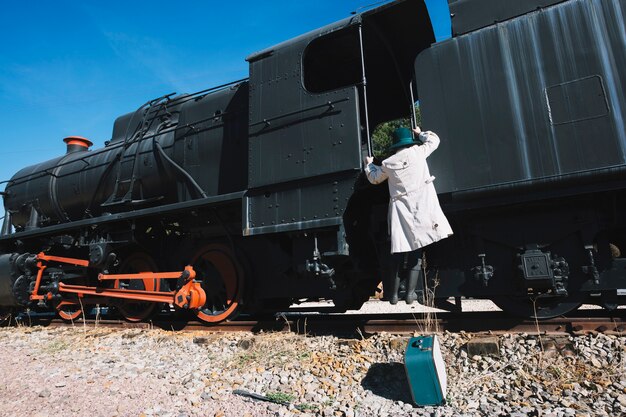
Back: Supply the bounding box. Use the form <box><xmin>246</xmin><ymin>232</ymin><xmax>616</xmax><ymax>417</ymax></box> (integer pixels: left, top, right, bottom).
<box><xmin>244</xmin><ymin>0</ymin><xmax>438</xmax><ymax>235</ymax></box>
<box><xmin>242</xmin><ymin>0</ymin><xmax>441</xmax><ymax>307</ymax></box>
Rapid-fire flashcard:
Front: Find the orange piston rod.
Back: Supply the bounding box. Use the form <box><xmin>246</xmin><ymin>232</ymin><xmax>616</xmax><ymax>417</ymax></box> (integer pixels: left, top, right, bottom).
<box><xmin>31</xmin><ymin>253</ymin><xmax>90</xmax><ymax>301</ymax></box>
<box><xmin>97</xmin><ymin>267</ymin><xmax>196</xmax><ymax>281</ymax></box>
<box><xmin>59</xmin><ymin>266</ymin><xmax>206</xmax><ymax>310</ymax></box>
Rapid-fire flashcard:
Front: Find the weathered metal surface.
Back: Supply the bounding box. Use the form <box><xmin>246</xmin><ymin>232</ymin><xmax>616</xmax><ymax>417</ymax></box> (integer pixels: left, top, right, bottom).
<box><xmin>418</xmin><ymin>0</ymin><xmax>626</xmax><ymax>197</ymax></box>
<box><xmin>448</xmin><ymin>0</ymin><xmax>567</xmax><ymax>35</ymax></box>
<box><xmin>245</xmin><ymin>172</ymin><xmax>357</xmax><ymax>236</ymax></box>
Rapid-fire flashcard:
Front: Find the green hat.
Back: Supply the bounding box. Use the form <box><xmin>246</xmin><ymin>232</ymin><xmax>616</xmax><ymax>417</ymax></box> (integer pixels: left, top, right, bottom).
<box><xmin>389</xmin><ymin>127</ymin><xmax>416</xmax><ymax>150</ymax></box>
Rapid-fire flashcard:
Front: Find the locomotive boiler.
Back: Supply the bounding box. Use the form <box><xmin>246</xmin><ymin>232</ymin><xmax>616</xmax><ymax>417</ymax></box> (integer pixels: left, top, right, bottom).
<box><xmin>0</xmin><ymin>0</ymin><xmax>625</xmax><ymax>324</ymax></box>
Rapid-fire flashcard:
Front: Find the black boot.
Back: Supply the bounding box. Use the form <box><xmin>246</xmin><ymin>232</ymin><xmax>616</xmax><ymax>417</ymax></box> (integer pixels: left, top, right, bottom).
<box><xmin>386</xmin><ymin>262</ymin><xmax>401</xmax><ymax>305</ymax></box>
<box><xmin>405</xmin><ymin>261</ymin><xmax>422</xmax><ymax>305</ymax></box>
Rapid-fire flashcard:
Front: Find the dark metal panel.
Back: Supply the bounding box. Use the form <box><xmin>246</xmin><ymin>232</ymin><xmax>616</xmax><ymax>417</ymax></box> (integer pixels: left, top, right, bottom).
<box><xmin>245</xmin><ymin>173</ymin><xmax>358</xmax><ymax>236</ymax></box>
<box><xmin>176</xmin><ymin>82</ymin><xmax>249</xmax><ymax>197</ymax></box>
<box><xmin>448</xmin><ymin>0</ymin><xmax>567</xmax><ymax>35</ymax></box>
<box><xmin>248</xmin><ymin>24</ymin><xmax>363</xmax><ymax>191</ymax></box>
<box><xmin>248</xmin><ymin>86</ymin><xmax>362</xmax><ymax>188</ymax></box>
<box><xmin>418</xmin><ymin>0</ymin><xmax>626</xmax><ymax>195</ymax></box>
<box><xmin>546</xmin><ymin>76</ymin><xmax>609</xmax><ymax>125</ymax></box>
<box><xmin>243</xmin><ymin>217</ymin><xmax>343</xmax><ymax>237</ymax></box>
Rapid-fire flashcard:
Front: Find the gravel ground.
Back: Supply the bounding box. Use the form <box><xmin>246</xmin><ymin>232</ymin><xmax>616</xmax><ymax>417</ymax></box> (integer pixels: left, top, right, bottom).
<box><xmin>1</xmin><ymin>320</ymin><xmax>625</xmax><ymax>417</ymax></box>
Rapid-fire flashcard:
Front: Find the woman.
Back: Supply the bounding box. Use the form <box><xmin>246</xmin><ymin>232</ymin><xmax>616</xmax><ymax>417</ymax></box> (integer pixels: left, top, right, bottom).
<box><xmin>364</xmin><ymin>126</ymin><xmax>453</xmax><ymax>304</ymax></box>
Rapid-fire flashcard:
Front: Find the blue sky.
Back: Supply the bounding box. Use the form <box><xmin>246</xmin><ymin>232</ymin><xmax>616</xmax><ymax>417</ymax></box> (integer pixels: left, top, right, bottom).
<box><xmin>0</xmin><ymin>0</ymin><xmax>450</xmax><ymax>205</ymax></box>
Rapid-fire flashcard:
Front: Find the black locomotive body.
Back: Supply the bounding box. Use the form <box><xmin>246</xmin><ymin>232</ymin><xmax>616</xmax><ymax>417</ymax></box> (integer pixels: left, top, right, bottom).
<box><xmin>0</xmin><ymin>0</ymin><xmax>624</xmax><ymax>323</ymax></box>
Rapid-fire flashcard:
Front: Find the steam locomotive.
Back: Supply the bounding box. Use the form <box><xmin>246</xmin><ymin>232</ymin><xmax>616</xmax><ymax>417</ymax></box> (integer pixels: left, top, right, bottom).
<box><xmin>1</xmin><ymin>0</ymin><xmax>624</xmax><ymax>323</ymax></box>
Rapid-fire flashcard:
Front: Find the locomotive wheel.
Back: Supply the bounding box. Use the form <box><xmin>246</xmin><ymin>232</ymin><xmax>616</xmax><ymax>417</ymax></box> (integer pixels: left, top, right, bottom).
<box><xmin>191</xmin><ymin>244</ymin><xmax>243</xmax><ymax>324</ymax></box>
<box><xmin>114</xmin><ymin>253</ymin><xmax>161</xmax><ymax>322</ymax></box>
<box><xmin>492</xmin><ymin>296</ymin><xmax>581</xmax><ymax>319</ymax></box>
<box><xmin>56</xmin><ymin>301</ymin><xmax>83</xmax><ymax>322</ymax></box>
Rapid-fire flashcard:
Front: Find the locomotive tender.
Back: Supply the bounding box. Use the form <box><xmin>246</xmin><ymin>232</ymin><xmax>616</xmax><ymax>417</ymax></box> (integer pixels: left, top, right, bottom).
<box><xmin>1</xmin><ymin>0</ymin><xmax>624</xmax><ymax>323</ymax></box>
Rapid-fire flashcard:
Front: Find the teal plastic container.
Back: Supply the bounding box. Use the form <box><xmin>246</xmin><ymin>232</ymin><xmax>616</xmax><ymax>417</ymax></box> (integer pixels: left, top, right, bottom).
<box><xmin>404</xmin><ymin>335</ymin><xmax>447</xmax><ymax>406</ymax></box>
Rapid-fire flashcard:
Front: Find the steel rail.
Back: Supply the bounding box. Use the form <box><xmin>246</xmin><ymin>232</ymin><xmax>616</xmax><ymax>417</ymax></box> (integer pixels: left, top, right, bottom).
<box><xmin>13</xmin><ymin>310</ymin><xmax>626</xmax><ymax>336</ymax></box>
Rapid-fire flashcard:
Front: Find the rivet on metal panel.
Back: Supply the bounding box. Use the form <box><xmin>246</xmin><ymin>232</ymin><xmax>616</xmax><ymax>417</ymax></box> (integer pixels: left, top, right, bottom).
<box><xmin>339</xmin><ymin>141</ymin><xmax>342</xmax><ymax>144</ymax></box>
<box><xmin>333</xmin><ymin>181</ymin><xmax>338</xmax><ymax>185</ymax></box>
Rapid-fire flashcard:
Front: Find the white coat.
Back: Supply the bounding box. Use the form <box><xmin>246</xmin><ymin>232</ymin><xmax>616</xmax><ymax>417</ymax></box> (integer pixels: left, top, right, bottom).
<box><xmin>365</xmin><ymin>131</ymin><xmax>453</xmax><ymax>253</ymax></box>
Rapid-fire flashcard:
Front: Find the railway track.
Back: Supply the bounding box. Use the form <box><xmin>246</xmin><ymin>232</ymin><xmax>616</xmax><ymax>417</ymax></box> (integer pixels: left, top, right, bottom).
<box><xmin>9</xmin><ymin>309</ymin><xmax>626</xmax><ymax>336</ymax></box>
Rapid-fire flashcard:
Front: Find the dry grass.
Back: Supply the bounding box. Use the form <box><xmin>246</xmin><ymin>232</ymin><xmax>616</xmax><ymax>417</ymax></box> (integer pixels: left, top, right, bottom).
<box><xmin>416</xmin><ymin>254</ymin><xmax>440</xmax><ymax>334</ymax></box>
<box><xmin>227</xmin><ymin>333</ymin><xmax>311</xmax><ymax>371</ymax></box>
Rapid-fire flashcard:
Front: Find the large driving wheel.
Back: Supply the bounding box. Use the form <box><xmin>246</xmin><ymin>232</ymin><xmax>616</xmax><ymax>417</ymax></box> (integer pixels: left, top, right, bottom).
<box><xmin>191</xmin><ymin>244</ymin><xmax>243</xmax><ymax>323</ymax></box>
<box><xmin>113</xmin><ymin>253</ymin><xmax>161</xmax><ymax>322</ymax></box>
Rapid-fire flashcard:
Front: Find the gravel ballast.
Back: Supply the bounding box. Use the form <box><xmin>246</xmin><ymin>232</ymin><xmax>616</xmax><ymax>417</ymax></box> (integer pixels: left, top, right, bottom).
<box><xmin>1</xmin><ymin>323</ymin><xmax>625</xmax><ymax>417</ymax></box>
